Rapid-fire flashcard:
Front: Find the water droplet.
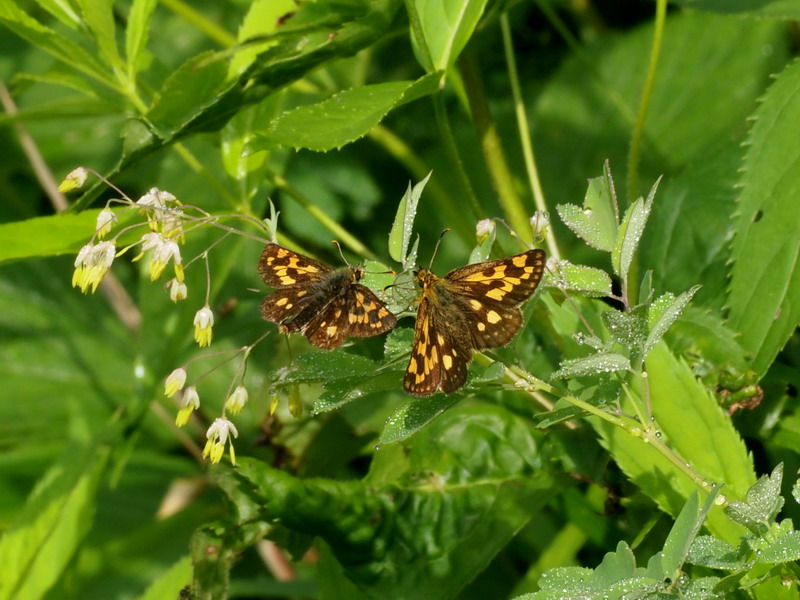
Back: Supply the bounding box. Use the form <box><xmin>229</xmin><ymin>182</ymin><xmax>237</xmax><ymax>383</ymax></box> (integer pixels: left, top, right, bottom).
<box><xmin>654</xmin><ymin>430</ymin><xmax>662</xmax><ymax>438</ymax></box>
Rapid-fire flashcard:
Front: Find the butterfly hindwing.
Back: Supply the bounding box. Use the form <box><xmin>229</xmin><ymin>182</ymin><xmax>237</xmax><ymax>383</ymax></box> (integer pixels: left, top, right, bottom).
<box><xmin>403</xmin><ymin>248</ymin><xmax>546</xmax><ymax>396</ymax></box>
<box><xmin>259</xmin><ymin>243</ymin><xmax>396</xmax><ymax>349</ymax></box>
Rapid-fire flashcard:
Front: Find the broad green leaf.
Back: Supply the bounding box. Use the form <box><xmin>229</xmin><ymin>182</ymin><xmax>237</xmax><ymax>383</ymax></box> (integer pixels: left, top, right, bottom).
<box><xmin>388</xmin><ymin>173</ymin><xmax>431</xmax><ymax>266</ymax></box>
<box><xmin>233</xmin><ymin>404</ymin><xmax>559</xmax><ymax>600</ymax></box>
<box><xmin>0</xmin><ymin>448</ymin><xmax>106</xmax><ymax>600</ymax></box>
<box><xmin>35</xmin><ymin>0</ymin><xmax>82</xmax><ymax>29</ymax></box>
<box><xmin>551</xmin><ymin>352</ymin><xmax>631</xmax><ymax>379</ymax></box>
<box><xmin>664</xmin><ymin>306</ymin><xmax>747</xmax><ymax>370</ymax></box>
<box><xmin>533</xmin><ymin>12</ymin><xmax>786</xmax><ymax>207</ymax></box>
<box><xmin>221</xmin><ymin>97</ymin><xmax>281</xmax><ymax>181</ymax></box>
<box><xmin>77</xmin><ymin>0</ymin><xmax>121</xmax><ymax>71</ymax></box>
<box><xmin>0</xmin><ymin>212</ymin><xmax>101</xmax><ymax>263</ymax></box>
<box><xmin>727</xmin><ymin>59</ymin><xmax>800</xmax><ymax>377</ymax></box>
<box><xmin>546</xmin><ymin>261</ymin><xmax>613</xmax><ymax>298</ymax></box>
<box><xmin>640</xmin><ymin>140</ymin><xmax>743</xmax><ymax>311</ymax></box>
<box><xmin>670</xmin><ymin>0</ymin><xmax>800</xmax><ymax>18</ymax></box>
<box><xmin>410</xmin><ymin>0</ymin><xmax>490</xmax><ymax>72</ymax></box>
<box><xmin>146</xmin><ymin>51</ymin><xmax>230</xmax><ymax>139</ymax></box>
<box><xmin>656</xmin><ymin>488</ymin><xmax>720</xmax><ymax>580</ymax></box>
<box><xmin>0</xmin><ymin>1</ymin><xmax>113</xmax><ymax>85</ymax></box>
<box><xmin>276</xmin><ymin>351</ymin><xmax>381</xmax><ymax>385</ymax></box>
<box><xmin>596</xmin><ymin>343</ymin><xmax>755</xmax><ymax>545</ymax></box>
<box><xmin>644</xmin><ymin>285</ymin><xmax>700</xmax><ymax>356</ymax></box>
<box><xmin>611</xmin><ymin>181</ymin><xmax>655</xmax><ymax>280</ymax></box>
<box><xmin>603</xmin><ymin>305</ymin><xmax>648</xmax><ymax>349</ymax></box>
<box><xmin>556</xmin><ymin>171</ymin><xmax>618</xmax><ymax>252</ymax></box>
<box><xmin>253</xmin><ymin>75</ymin><xmax>440</xmax><ymax>152</ymax></box>
<box><xmin>125</xmin><ymin>0</ymin><xmax>158</xmax><ymax>78</ymax></box>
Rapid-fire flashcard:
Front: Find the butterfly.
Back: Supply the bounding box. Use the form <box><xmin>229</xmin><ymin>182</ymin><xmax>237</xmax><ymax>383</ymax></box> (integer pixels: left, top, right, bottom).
<box><xmin>403</xmin><ymin>249</ymin><xmax>546</xmax><ymax>396</ymax></box>
<box><xmin>258</xmin><ymin>243</ymin><xmax>397</xmax><ymax>349</ymax></box>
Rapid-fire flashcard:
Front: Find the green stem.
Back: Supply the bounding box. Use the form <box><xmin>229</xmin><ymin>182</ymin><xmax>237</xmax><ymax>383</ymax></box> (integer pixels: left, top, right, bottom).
<box><xmin>500</xmin><ymin>13</ymin><xmax>560</xmax><ymax>259</ymax></box>
<box><xmin>265</xmin><ymin>171</ymin><xmax>377</xmax><ymax>261</ymax></box>
<box><xmin>627</xmin><ymin>0</ymin><xmax>667</xmax><ymax>202</ymax></box>
<box><xmin>458</xmin><ymin>51</ymin><xmax>530</xmax><ymax>242</ymax></box>
<box><xmin>160</xmin><ymin>0</ymin><xmax>237</xmax><ymax>47</ymax></box>
<box><xmin>432</xmin><ymin>91</ymin><xmax>483</xmax><ymax>224</ymax></box>
<box><xmin>368</xmin><ymin>125</ymin><xmax>472</xmax><ymax>244</ymax></box>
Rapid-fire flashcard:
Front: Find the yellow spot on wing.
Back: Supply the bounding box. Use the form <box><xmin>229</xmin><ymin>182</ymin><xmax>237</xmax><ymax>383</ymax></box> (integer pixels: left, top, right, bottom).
<box><xmin>512</xmin><ymin>254</ymin><xmax>528</xmax><ymax>267</ymax></box>
<box><xmin>486</xmin><ymin>288</ymin><xmax>505</xmax><ymax>301</ymax></box>
<box><xmin>276</xmin><ymin>297</ymin><xmax>289</xmax><ymax>306</ymax></box>
<box><xmin>443</xmin><ymin>354</ymin><xmax>453</xmax><ymax>370</ymax></box>
<box><xmin>487</xmin><ymin>310</ymin><xmax>501</xmax><ymax>324</ymax></box>
<box><xmin>469</xmin><ymin>299</ymin><xmax>482</xmax><ymax>310</ymax></box>
<box><xmin>477</xmin><ymin>322</ymin><xmax>486</xmax><ymax>331</ymax></box>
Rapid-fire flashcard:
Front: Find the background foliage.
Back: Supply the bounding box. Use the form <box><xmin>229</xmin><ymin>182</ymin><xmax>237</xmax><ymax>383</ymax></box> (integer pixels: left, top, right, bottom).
<box><xmin>1</xmin><ymin>0</ymin><xmax>799</xmax><ymax>599</ymax></box>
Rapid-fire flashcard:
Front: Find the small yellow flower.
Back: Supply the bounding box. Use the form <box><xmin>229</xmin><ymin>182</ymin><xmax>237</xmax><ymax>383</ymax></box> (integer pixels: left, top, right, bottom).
<box><xmin>164</xmin><ymin>367</ymin><xmax>187</xmax><ymax>398</ymax></box>
<box><xmin>72</xmin><ymin>241</ymin><xmax>116</xmax><ymax>293</ymax></box>
<box><xmin>193</xmin><ymin>306</ymin><xmax>214</xmax><ymax>347</ymax></box>
<box><xmin>175</xmin><ymin>386</ymin><xmax>200</xmax><ymax>427</ymax></box>
<box><xmin>149</xmin><ymin>239</ymin><xmax>181</xmax><ymax>281</ymax></box>
<box><xmin>169</xmin><ymin>279</ymin><xmax>188</xmax><ymax>302</ymax></box>
<box><xmin>225</xmin><ymin>385</ymin><xmax>248</xmax><ymax>415</ymax></box>
<box><xmin>95</xmin><ymin>207</ymin><xmax>117</xmax><ymax>239</ymax></box>
<box><xmin>202</xmin><ymin>417</ymin><xmax>238</xmax><ymax>464</ymax></box>
<box><xmin>58</xmin><ymin>167</ymin><xmax>88</xmax><ymax>193</ymax></box>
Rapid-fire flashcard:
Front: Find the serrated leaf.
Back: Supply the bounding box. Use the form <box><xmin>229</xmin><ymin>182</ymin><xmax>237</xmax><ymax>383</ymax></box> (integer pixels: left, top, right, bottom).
<box><xmin>277</xmin><ymin>352</ymin><xmax>381</xmax><ymax>384</ymax></box>
<box><xmin>125</xmin><ymin>0</ymin><xmax>158</xmax><ymax>77</ymax></box>
<box><xmin>556</xmin><ymin>175</ymin><xmax>617</xmax><ymax>252</ymax></box>
<box><xmin>644</xmin><ymin>285</ymin><xmax>701</xmax><ymax>355</ymax></box>
<box><xmin>687</xmin><ymin>536</ymin><xmax>746</xmax><ymax>570</ymax></box>
<box><xmin>253</xmin><ymin>75</ymin><xmax>440</xmax><ymax>152</ymax></box>
<box><xmin>612</xmin><ymin>181</ymin><xmax>656</xmax><ymax>280</ymax></box>
<box><xmin>77</xmin><ymin>0</ymin><xmax>121</xmax><ymax>71</ymax></box>
<box><xmin>727</xmin><ymin>59</ymin><xmax>800</xmax><ymax>377</ymax></box>
<box><xmin>546</xmin><ymin>260</ymin><xmax>613</xmax><ymax>298</ymax></box>
<box><xmin>388</xmin><ymin>172</ymin><xmax>431</xmax><ymax>265</ymax></box>
<box><xmin>379</xmin><ymin>394</ymin><xmax>460</xmax><ymax>444</ymax></box>
<box><xmin>757</xmin><ymin>530</ymin><xmax>800</xmax><ymax>564</ymax></box>
<box><xmin>551</xmin><ymin>352</ymin><xmax>631</xmax><ymax>379</ymax></box>
<box><xmin>724</xmin><ymin>463</ymin><xmax>784</xmax><ymax>535</ymax></box>
<box><xmin>603</xmin><ymin>306</ymin><xmax>648</xmax><ymax>349</ymax></box>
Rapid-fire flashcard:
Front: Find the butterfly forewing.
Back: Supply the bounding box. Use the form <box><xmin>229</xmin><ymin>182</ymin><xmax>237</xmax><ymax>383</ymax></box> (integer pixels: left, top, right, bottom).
<box><xmin>403</xmin><ymin>248</ymin><xmax>546</xmax><ymax>396</ymax></box>
<box><xmin>258</xmin><ymin>243</ymin><xmax>397</xmax><ymax>349</ymax></box>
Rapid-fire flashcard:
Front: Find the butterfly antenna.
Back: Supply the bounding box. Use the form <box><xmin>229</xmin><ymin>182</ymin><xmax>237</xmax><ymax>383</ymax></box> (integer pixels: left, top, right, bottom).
<box><xmin>331</xmin><ymin>240</ymin><xmax>350</xmax><ymax>266</ymax></box>
<box><xmin>428</xmin><ymin>228</ymin><xmax>451</xmax><ymax>269</ymax></box>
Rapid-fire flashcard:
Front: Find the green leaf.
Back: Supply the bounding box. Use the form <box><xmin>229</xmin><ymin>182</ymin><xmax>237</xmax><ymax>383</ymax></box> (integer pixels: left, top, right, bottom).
<box><xmin>596</xmin><ymin>343</ymin><xmax>755</xmax><ymax>546</ymax></box>
<box><xmin>229</xmin><ymin>0</ymin><xmax>296</xmax><ymax>77</ymax></box>
<box><xmin>253</xmin><ymin>75</ymin><xmax>440</xmax><ymax>152</ymax></box>
<box><xmin>77</xmin><ymin>0</ymin><xmax>121</xmax><ymax>71</ymax></box>
<box><xmin>556</xmin><ymin>172</ymin><xmax>618</xmax><ymax>252</ymax></box>
<box><xmin>138</xmin><ymin>555</ymin><xmax>192</xmax><ymax>600</ymax></box>
<box><xmin>669</xmin><ymin>0</ymin><xmax>800</xmax><ymax>18</ymax></box>
<box><xmin>125</xmin><ymin>0</ymin><xmax>158</xmax><ymax>78</ymax></box>
<box><xmin>724</xmin><ymin>463</ymin><xmax>784</xmax><ymax>536</ymax></box>
<box><xmin>0</xmin><ymin>0</ymin><xmax>112</xmax><ymax>85</ymax></box>
<box><xmin>379</xmin><ymin>394</ymin><xmax>461</xmax><ymax>444</ymax></box>
<box><xmin>146</xmin><ymin>51</ymin><xmax>231</xmax><ymax>139</ymax></box>
<box><xmin>409</xmin><ymin>0</ymin><xmax>490</xmax><ymax>72</ymax></box>
<box><xmin>757</xmin><ymin>530</ymin><xmax>800</xmax><ymax>564</ymax></box>
<box><xmin>727</xmin><ymin>59</ymin><xmax>800</xmax><ymax>377</ymax></box>
<box><xmin>644</xmin><ymin>285</ymin><xmax>701</xmax><ymax>356</ymax></box>
<box><xmin>611</xmin><ymin>181</ymin><xmax>656</xmax><ymax>280</ymax></box>
<box><xmin>0</xmin><ymin>212</ymin><xmax>101</xmax><ymax>263</ymax></box>
<box><xmin>0</xmin><ymin>448</ymin><xmax>106</xmax><ymax>600</ymax></box>
<box><xmin>603</xmin><ymin>305</ymin><xmax>648</xmax><ymax>349</ymax></box>
<box><xmin>664</xmin><ymin>306</ymin><xmax>748</xmax><ymax>370</ymax></box>
<box><xmin>551</xmin><ymin>352</ymin><xmax>631</xmax><ymax>379</ymax></box>
<box><xmin>388</xmin><ymin>172</ymin><xmax>432</xmax><ymax>266</ymax></box>
<box><xmin>232</xmin><ymin>405</ymin><xmax>559</xmax><ymax>600</ymax></box>
<box><xmin>687</xmin><ymin>536</ymin><xmax>746</xmax><ymax>570</ymax></box>
<box><xmin>546</xmin><ymin>261</ymin><xmax>613</xmax><ymax>298</ymax></box>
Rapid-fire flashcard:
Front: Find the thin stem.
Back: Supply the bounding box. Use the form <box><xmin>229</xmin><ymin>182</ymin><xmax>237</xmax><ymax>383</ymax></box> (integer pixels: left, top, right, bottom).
<box><xmin>264</xmin><ymin>170</ymin><xmax>377</xmax><ymax>261</ymax></box>
<box><xmin>627</xmin><ymin>0</ymin><xmax>667</xmax><ymax>202</ymax></box>
<box><xmin>500</xmin><ymin>14</ymin><xmax>561</xmax><ymax>260</ymax></box>
<box><xmin>458</xmin><ymin>52</ymin><xmax>530</xmax><ymax>242</ymax></box>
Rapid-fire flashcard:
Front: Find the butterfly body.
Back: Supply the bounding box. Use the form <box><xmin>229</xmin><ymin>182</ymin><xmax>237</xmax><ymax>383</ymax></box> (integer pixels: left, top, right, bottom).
<box><xmin>259</xmin><ymin>243</ymin><xmax>396</xmax><ymax>349</ymax></box>
<box><xmin>404</xmin><ymin>249</ymin><xmax>546</xmax><ymax>396</ymax></box>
